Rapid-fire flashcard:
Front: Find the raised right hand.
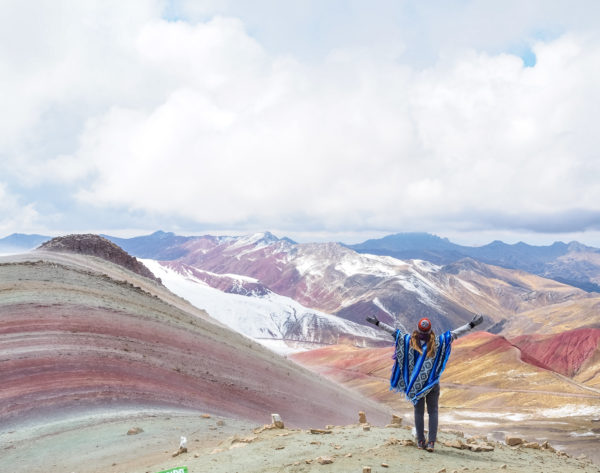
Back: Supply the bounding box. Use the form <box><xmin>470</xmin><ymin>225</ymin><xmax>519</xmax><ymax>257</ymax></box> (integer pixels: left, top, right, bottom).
<box><xmin>469</xmin><ymin>313</ymin><xmax>484</xmax><ymax>327</ymax></box>
<box><xmin>366</xmin><ymin>315</ymin><xmax>380</xmax><ymax>326</ymax></box>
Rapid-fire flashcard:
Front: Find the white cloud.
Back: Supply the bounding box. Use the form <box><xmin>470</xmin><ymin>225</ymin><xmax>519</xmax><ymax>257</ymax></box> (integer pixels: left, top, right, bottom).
<box><xmin>0</xmin><ymin>183</ymin><xmax>41</xmax><ymax>235</ymax></box>
<box><xmin>0</xmin><ymin>0</ymin><xmax>163</xmax><ymax>161</ymax></box>
<box><xmin>2</xmin><ymin>2</ymin><xmax>600</xmax><ymax>242</ymax></box>
<box><xmin>64</xmin><ymin>21</ymin><xmax>600</xmax><ymax>235</ymax></box>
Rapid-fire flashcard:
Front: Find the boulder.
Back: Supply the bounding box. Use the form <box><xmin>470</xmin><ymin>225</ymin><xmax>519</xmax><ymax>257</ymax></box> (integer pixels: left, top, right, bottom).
<box><xmin>317</xmin><ymin>456</ymin><xmax>334</xmax><ymax>464</ymax></box>
<box><xmin>386</xmin><ymin>414</ymin><xmax>403</xmax><ymax>428</ymax></box>
<box><xmin>126</xmin><ymin>427</ymin><xmax>144</xmax><ymax>435</ymax></box>
<box><xmin>271</xmin><ymin>413</ymin><xmax>284</xmax><ymax>429</ymax></box>
<box><xmin>444</xmin><ymin>439</ymin><xmax>467</xmax><ymax>450</ymax></box>
<box><xmin>540</xmin><ymin>441</ymin><xmax>556</xmax><ymax>452</ymax></box>
<box><xmin>505</xmin><ymin>436</ymin><xmax>523</xmax><ymax>446</ymax></box>
<box><xmin>359</xmin><ymin>411</ymin><xmax>368</xmax><ymax>424</ymax></box>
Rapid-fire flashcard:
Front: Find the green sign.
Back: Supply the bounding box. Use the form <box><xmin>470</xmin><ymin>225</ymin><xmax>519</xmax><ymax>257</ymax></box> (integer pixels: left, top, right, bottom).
<box><xmin>156</xmin><ymin>467</ymin><xmax>188</xmax><ymax>473</ymax></box>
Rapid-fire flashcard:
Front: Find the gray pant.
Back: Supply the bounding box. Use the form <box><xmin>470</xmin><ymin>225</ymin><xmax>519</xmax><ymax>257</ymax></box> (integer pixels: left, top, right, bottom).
<box><xmin>414</xmin><ymin>383</ymin><xmax>440</xmax><ymax>443</ymax></box>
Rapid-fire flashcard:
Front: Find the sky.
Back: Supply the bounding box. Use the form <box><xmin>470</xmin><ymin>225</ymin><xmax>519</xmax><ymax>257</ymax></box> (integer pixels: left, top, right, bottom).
<box><xmin>2</xmin><ymin>0</ymin><xmax>600</xmax><ymax>246</ymax></box>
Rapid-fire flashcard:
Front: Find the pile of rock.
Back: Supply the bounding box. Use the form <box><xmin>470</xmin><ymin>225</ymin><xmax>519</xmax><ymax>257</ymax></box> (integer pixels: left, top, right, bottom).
<box><xmin>505</xmin><ymin>436</ymin><xmax>560</xmax><ymax>453</ymax></box>
<box><xmin>443</xmin><ymin>436</ymin><xmax>494</xmax><ymax>452</ymax></box>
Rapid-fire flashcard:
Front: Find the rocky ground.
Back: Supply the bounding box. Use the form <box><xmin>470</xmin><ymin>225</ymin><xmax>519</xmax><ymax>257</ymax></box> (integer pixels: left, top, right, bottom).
<box><xmin>1</xmin><ymin>408</ymin><xmax>598</xmax><ymax>473</ymax></box>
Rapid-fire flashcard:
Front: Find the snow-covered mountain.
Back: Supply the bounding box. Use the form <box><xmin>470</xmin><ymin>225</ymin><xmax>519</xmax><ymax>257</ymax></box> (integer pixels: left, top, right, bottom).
<box><xmin>140</xmin><ymin>231</ymin><xmax>596</xmax><ymax>350</ymax></box>
<box><xmin>142</xmin><ymin>259</ymin><xmax>390</xmax><ymax>354</ymax></box>
<box><xmin>153</xmin><ymin>232</ymin><xmax>590</xmax><ymax>335</ymax></box>
<box><xmin>8</xmin><ymin>230</ymin><xmax>594</xmax><ymax>344</ymax></box>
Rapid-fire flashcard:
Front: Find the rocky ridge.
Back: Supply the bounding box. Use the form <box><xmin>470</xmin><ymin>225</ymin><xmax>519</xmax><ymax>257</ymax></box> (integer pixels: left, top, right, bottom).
<box><xmin>38</xmin><ymin>233</ymin><xmax>162</xmax><ymax>284</ymax></box>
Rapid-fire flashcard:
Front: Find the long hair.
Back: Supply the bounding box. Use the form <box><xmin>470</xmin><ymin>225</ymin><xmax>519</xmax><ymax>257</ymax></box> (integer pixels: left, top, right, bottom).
<box><xmin>410</xmin><ymin>330</ymin><xmax>437</xmax><ymax>358</ymax></box>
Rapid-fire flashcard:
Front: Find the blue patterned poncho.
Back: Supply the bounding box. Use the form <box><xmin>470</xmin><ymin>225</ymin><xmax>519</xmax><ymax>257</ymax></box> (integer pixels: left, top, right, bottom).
<box><xmin>390</xmin><ymin>330</ymin><xmax>453</xmax><ymax>405</ymax></box>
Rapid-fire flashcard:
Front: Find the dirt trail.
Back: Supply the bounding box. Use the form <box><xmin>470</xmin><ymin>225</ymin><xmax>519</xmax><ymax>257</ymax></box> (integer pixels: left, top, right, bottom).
<box><xmin>552</xmin><ymin>371</ymin><xmax>600</xmax><ymax>394</ymax></box>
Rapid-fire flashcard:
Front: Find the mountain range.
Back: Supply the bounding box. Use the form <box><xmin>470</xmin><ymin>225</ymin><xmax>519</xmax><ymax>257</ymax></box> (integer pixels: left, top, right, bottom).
<box><xmin>2</xmin><ymin>231</ymin><xmax>599</xmax><ymax>462</ymax></box>
<box><xmin>347</xmin><ymin>232</ymin><xmax>600</xmax><ymax>292</ymax></box>
<box><xmin>3</xmin><ymin>230</ymin><xmax>600</xmax><ymax>292</ymax></box>
<box><xmin>3</xmin><ymin>230</ymin><xmax>600</xmax><ymax>344</ymax></box>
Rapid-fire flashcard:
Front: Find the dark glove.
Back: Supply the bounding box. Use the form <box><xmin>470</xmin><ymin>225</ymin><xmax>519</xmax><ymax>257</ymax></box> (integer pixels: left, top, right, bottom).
<box><xmin>469</xmin><ymin>314</ymin><xmax>484</xmax><ymax>328</ymax></box>
<box><xmin>366</xmin><ymin>315</ymin><xmax>380</xmax><ymax>326</ymax></box>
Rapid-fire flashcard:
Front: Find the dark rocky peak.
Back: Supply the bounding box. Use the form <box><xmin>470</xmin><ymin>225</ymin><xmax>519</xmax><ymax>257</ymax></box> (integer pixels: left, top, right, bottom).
<box><xmin>38</xmin><ymin>234</ymin><xmax>161</xmax><ymax>284</ymax></box>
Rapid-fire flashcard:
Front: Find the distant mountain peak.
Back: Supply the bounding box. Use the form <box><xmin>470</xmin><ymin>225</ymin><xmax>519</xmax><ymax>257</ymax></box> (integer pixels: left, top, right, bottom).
<box><xmin>151</xmin><ymin>230</ymin><xmax>175</xmax><ymax>238</ymax></box>
<box><xmin>231</xmin><ymin>231</ymin><xmax>295</xmax><ymax>248</ymax></box>
<box><xmin>0</xmin><ymin>233</ymin><xmax>51</xmax><ymax>254</ymax></box>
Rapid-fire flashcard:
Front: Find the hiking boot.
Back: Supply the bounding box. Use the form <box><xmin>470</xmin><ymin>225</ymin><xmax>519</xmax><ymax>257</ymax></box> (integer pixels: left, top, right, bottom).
<box><xmin>426</xmin><ymin>441</ymin><xmax>435</xmax><ymax>452</ymax></box>
<box><xmin>417</xmin><ymin>440</ymin><xmax>426</xmax><ymax>449</ymax></box>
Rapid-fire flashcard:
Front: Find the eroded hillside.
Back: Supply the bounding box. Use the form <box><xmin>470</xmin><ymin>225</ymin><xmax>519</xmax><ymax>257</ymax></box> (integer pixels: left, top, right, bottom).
<box><xmin>0</xmin><ymin>249</ymin><xmax>390</xmax><ymax>428</ymax></box>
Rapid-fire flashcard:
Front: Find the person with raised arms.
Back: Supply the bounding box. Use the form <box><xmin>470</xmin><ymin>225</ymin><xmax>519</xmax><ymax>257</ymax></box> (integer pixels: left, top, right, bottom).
<box><xmin>367</xmin><ymin>313</ymin><xmax>484</xmax><ymax>452</ymax></box>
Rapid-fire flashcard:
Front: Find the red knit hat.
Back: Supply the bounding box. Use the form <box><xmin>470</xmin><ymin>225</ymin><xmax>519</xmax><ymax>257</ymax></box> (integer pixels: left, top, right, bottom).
<box><xmin>417</xmin><ymin>317</ymin><xmax>432</xmax><ymax>333</ymax></box>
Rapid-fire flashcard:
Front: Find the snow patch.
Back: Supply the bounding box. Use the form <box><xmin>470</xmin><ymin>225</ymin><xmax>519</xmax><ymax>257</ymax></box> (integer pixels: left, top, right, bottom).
<box><xmin>454</xmin><ymin>278</ymin><xmax>483</xmax><ymax>295</ymax></box>
<box><xmin>394</xmin><ymin>272</ymin><xmax>442</xmax><ymax>310</ymax></box>
<box><xmin>539</xmin><ymin>405</ymin><xmax>600</xmax><ymax>418</ymax></box>
<box><xmin>448</xmin><ymin>411</ymin><xmax>531</xmax><ymax>422</ymax></box>
<box><xmin>440</xmin><ymin>414</ymin><xmax>499</xmax><ymax>428</ymax></box>
<box><xmin>253</xmin><ymin>339</ymin><xmax>311</xmax><ymax>355</ymax></box>
<box><xmin>294</xmin><ymin>255</ymin><xmax>326</xmax><ymax>278</ymax></box>
<box><xmin>569</xmin><ymin>431</ymin><xmax>599</xmax><ymax>437</ymax></box>
<box><xmin>334</xmin><ymin>253</ymin><xmax>399</xmax><ymax>278</ymax></box>
<box><xmin>412</xmin><ymin>259</ymin><xmax>440</xmax><ymax>273</ymax></box>
<box><xmin>142</xmin><ymin>259</ymin><xmax>388</xmax><ymax>353</ymax></box>
<box><xmin>373</xmin><ymin>298</ymin><xmax>393</xmax><ymax>318</ymax></box>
